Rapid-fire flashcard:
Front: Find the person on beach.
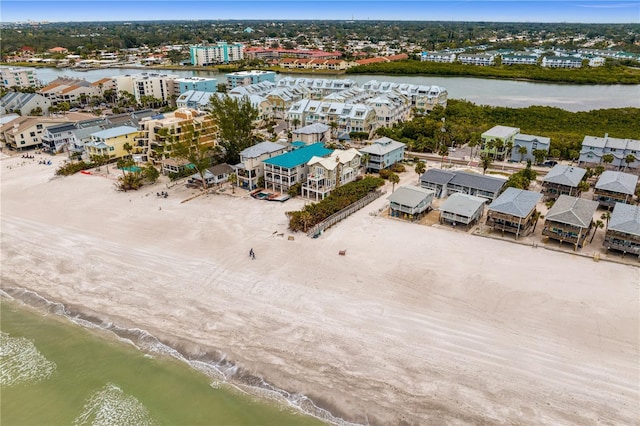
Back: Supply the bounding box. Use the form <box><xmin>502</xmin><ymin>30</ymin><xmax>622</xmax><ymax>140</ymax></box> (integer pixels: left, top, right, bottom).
<box><xmin>249</xmin><ymin>248</ymin><xmax>254</xmax><ymax>258</ymax></box>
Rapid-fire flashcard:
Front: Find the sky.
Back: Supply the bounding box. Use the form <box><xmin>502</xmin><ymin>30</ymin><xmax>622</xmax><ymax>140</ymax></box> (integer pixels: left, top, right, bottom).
<box><xmin>2</xmin><ymin>1</ymin><xmax>639</xmax><ymax>23</ymax></box>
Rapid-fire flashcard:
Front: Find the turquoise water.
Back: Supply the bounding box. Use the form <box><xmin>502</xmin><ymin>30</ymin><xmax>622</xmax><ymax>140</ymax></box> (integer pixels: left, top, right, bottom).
<box><xmin>119</xmin><ymin>166</ymin><xmax>142</xmax><ymax>172</ymax></box>
<box><xmin>0</xmin><ymin>299</ymin><xmax>324</xmax><ymax>426</ymax></box>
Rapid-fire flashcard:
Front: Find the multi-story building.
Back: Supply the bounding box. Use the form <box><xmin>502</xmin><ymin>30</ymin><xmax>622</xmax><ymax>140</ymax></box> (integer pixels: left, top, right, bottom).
<box><xmin>457</xmin><ymin>53</ymin><xmax>495</xmax><ymax>66</ymax></box>
<box><xmin>359</xmin><ymin>137</ymin><xmax>406</xmax><ymax>172</ymax></box>
<box><xmin>578</xmin><ymin>134</ymin><xmax>640</xmax><ymax>170</ymax></box>
<box><xmin>486</xmin><ymin>187</ymin><xmax>543</xmax><ymax>239</ymax></box>
<box><xmin>0</xmin><ymin>116</ymin><xmax>70</xmax><ymax>150</ymax></box>
<box><xmin>287</xmin><ymin>99</ymin><xmax>377</xmax><ymax>138</ymax></box>
<box><xmin>420</xmin><ymin>51</ymin><xmax>456</xmax><ymax>63</ymax></box>
<box><xmin>292</xmin><ymin>123</ymin><xmax>331</xmax><ymax>144</ymax></box>
<box><xmin>175</xmin><ymin>90</ymin><xmax>215</xmax><ymax>110</ymax></box>
<box><xmin>189</xmin><ymin>42</ymin><xmax>244</xmax><ymax>66</ymax></box>
<box><xmin>604</xmin><ymin>202</ymin><xmax>640</xmax><ymax>257</ymax></box>
<box><xmin>541</xmin><ymin>56</ymin><xmax>583</xmax><ymax>68</ymax></box>
<box><xmin>135</xmin><ymin>108</ymin><xmax>216</xmax><ymax>164</ymax></box>
<box><xmin>263</xmin><ymin>142</ymin><xmax>332</xmax><ymax>193</ymax></box>
<box><xmin>480</xmin><ymin>125</ymin><xmax>520</xmax><ymax>160</ymax></box>
<box><xmin>112</xmin><ymin>73</ymin><xmax>179</xmax><ymax>105</ymax></box>
<box><xmin>360</xmin><ymin>80</ymin><xmax>448</xmax><ymax>112</ymax></box>
<box><xmin>174</xmin><ymin>77</ymin><xmax>218</xmax><ymax>94</ymax></box>
<box><xmin>541</xmin><ymin>165</ymin><xmax>587</xmax><ymax>200</ymax></box>
<box><xmin>85</xmin><ymin>125</ymin><xmax>139</xmax><ymax>160</ymax></box>
<box><xmin>542</xmin><ymin>195</ymin><xmax>598</xmax><ymax>249</ymax></box>
<box><xmin>0</xmin><ymin>66</ymin><xmax>39</xmax><ymax>89</ymax></box>
<box><xmin>38</xmin><ymin>77</ymin><xmax>115</xmax><ymax>106</ymax></box>
<box><xmin>366</xmin><ymin>92</ymin><xmax>412</xmax><ymax>129</ymax></box>
<box><xmin>276</xmin><ymin>77</ymin><xmax>358</xmax><ymax>99</ymax></box>
<box><xmin>302</xmin><ymin>148</ymin><xmax>362</xmax><ymax>200</ymax></box>
<box><xmin>235</xmin><ymin>141</ymin><xmax>288</xmax><ymax>190</ymax></box>
<box><xmin>0</xmin><ymin>92</ymin><xmax>51</xmax><ymax>116</ymax></box>
<box><xmin>593</xmin><ymin>171</ymin><xmax>638</xmax><ymax>208</ymax></box>
<box><xmin>500</xmin><ymin>54</ymin><xmax>538</xmax><ymax>65</ymax></box>
<box><xmin>510</xmin><ymin>133</ymin><xmax>551</xmax><ymax>163</ymax></box>
<box><xmin>225</xmin><ymin>70</ymin><xmax>276</xmax><ymax>88</ymax></box>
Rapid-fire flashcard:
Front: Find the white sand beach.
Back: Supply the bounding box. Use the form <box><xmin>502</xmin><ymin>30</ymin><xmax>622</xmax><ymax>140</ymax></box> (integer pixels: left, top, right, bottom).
<box><xmin>1</xmin><ymin>153</ymin><xmax>638</xmax><ymax>425</ymax></box>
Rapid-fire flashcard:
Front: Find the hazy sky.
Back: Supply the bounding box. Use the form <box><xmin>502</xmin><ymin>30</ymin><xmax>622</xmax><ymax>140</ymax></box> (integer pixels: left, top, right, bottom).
<box><xmin>2</xmin><ymin>1</ymin><xmax>639</xmax><ymax>23</ymax></box>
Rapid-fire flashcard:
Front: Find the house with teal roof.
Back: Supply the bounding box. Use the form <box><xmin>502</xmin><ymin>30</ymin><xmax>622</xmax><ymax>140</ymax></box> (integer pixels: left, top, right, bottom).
<box><xmin>263</xmin><ymin>142</ymin><xmax>332</xmax><ymax>193</ymax></box>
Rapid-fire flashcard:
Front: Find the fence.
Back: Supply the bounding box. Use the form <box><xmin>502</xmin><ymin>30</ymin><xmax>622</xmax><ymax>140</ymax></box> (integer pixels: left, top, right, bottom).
<box><xmin>307</xmin><ymin>190</ymin><xmax>386</xmax><ymax>238</ymax></box>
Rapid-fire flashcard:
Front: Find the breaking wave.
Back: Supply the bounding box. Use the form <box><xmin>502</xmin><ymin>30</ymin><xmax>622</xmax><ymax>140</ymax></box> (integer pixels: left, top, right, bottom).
<box><xmin>0</xmin><ymin>331</ymin><xmax>57</xmax><ymax>387</ymax></box>
<box><xmin>1</xmin><ymin>287</ymin><xmax>362</xmax><ymax>426</ymax></box>
<box><xmin>74</xmin><ymin>382</ymin><xmax>157</xmax><ymax>426</ymax></box>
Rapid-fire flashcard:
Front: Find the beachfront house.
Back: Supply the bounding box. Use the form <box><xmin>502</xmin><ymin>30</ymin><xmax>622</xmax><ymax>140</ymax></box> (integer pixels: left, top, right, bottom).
<box><xmin>511</xmin><ymin>133</ymin><xmax>551</xmax><ymax>163</ymax></box>
<box><xmin>486</xmin><ymin>187</ymin><xmax>543</xmax><ymax>239</ymax></box>
<box><xmin>542</xmin><ymin>195</ymin><xmax>599</xmax><ymax>249</ymax></box>
<box><xmin>419</xmin><ymin>169</ymin><xmax>455</xmax><ymax>198</ymax></box>
<box><xmin>189</xmin><ymin>163</ymin><xmax>235</xmax><ymax>186</ymax></box>
<box><xmin>302</xmin><ymin>148</ymin><xmax>361</xmax><ymax>200</ymax></box>
<box><xmin>578</xmin><ymin>134</ymin><xmax>640</xmax><ymax>170</ymax></box>
<box><xmin>593</xmin><ymin>171</ymin><xmax>638</xmax><ymax>209</ymax></box>
<box><xmin>0</xmin><ymin>116</ymin><xmax>70</xmax><ymax>150</ymax></box>
<box><xmin>445</xmin><ymin>171</ymin><xmax>506</xmax><ymax>201</ymax></box>
<box><xmin>480</xmin><ymin>125</ymin><xmax>520</xmax><ymax>160</ymax></box>
<box><xmin>235</xmin><ymin>141</ymin><xmax>288</xmax><ymax>190</ymax></box>
<box><xmin>85</xmin><ymin>125</ymin><xmax>138</xmax><ymax>160</ymax></box>
<box><xmin>292</xmin><ymin>123</ymin><xmax>331</xmax><ymax>145</ymax></box>
<box><xmin>359</xmin><ymin>137</ymin><xmax>406</xmax><ymax>172</ymax></box>
<box><xmin>387</xmin><ymin>186</ymin><xmax>435</xmax><ymax>220</ymax></box>
<box><xmin>604</xmin><ymin>203</ymin><xmax>640</xmax><ymax>257</ymax></box>
<box><xmin>263</xmin><ymin>142</ymin><xmax>332</xmax><ymax>193</ymax></box>
<box><xmin>541</xmin><ymin>164</ymin><xmax>587</xmax><ymax>200</ymax></box>
<box><xmin>438</xmin><ymin>193</ymin><xmax>486</xmax><ymax>227</ymax></box>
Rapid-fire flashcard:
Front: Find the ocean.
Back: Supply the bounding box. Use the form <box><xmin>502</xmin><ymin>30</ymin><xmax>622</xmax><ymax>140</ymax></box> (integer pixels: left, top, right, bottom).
<box><xmin>0</xmin><ymin>298</ymin><xmax>325</xmax><ymax>426</ymax></box>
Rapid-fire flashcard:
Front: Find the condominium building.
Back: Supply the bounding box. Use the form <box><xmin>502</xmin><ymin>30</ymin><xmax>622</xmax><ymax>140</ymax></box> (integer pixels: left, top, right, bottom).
<box><xmin>0</xmin><ymin>66</ymin><xmax>39</xmax><ymax>89</ymax></box>
<box><xmin>112</xmin><ymin>72</ymin><xmax>179</xmax><ymax>104</ymax></box>
<box><xmin>225</xmin><ymin>70</ymin><xmax>276</xmax><ymax>88</ymax></box>
<box><xmin>189</xmin><ymin>42</ymin><xmax>244</xmax><ymax>66</ymax></box>
<box><xmin>174</xmin><ymin>77</ymin><xmax>218</xmax><ymax>94</ymax></box>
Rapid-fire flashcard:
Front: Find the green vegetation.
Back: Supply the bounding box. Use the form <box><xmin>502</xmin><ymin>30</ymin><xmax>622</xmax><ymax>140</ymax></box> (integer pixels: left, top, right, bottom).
<box><xmin>503</xmin><ymin>162</ymin><xmax>537</xmax><ymax>190</ymax></box>
<box><xmin>376</xmin><ymin>100</ymin><xmax>640</xmax><ymax>161</ymax></box>
<box><xmin>55</xmin><ymin>160</ymin><xmax>94</xmax><ymax>176</ymax></box>
<box><xmin>346</xmin><ymin>59</ymin><xmax>640</xmax><ymax>84</ymax></box>
<box><xmin>208</xmin><ymin>95</ymin><xmax>260</xmax><ymax>164</ymax></box>
<box><xmin>286</xmin><ymin>176</ymin><xmax>384</xmax><ymax>232</ymax></box>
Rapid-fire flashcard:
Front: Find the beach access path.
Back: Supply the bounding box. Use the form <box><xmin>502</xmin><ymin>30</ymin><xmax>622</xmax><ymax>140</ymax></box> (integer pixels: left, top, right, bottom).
<box><xmin>1</xmin><ymin>153</ymin><xmax>638</xmax><ymax>425</ymax></box>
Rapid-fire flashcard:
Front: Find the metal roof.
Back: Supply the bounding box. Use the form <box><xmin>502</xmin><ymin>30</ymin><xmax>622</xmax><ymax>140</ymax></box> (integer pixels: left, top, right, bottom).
<box><xmin>90</xmin><ymin>126</ymin><xmax>138</xmax><ymax>139</ymax></box>
<box><xmin>439</xmin><ymin>193</ymin><xmax>486</xmax><ymax>217</ymax></box>
<box><xmin>263</xmin><ymin>143</ymin><xmax>332</xmax><ymax>169</ymax></box>
<box><xmin>542</xmin><ymin>165</ymin><xmax>587</xmax><ymax>187</ymax></box>
<box><xmin>294</xmin><ymin>122</ymin><xmax>330</xmax><ymax>135</ymax></box>
<box><xmin>420</xmin><ymin>168</ymin><xmax>455</xmax><ymax>185</ymax></box>
<box><xmin>488</xmin><ymin>187</ymin><xmax>542</xmax><ymax>218</ymax></box>
<box><xmin>359</xmin><ymin>137</ymin><xmax>406</xmax><ymax>156</ymax></box>
<box><xmin>609</xmin><ymin>203</ymin><xmax>640</xmax><ymax>237</ymax></box>
<box><xmin>387</xmin><ymin>185</ymin><xmax>435</xmax><ymax>208</ymax></box>
<box><xmin>595</xmin><ymin>171</ymin><xmax>638</xmax><ymax>195</ymax></box>
<box><xmin>239</xmin><ymin>141</ymin><xmax>287</xmax><ymax>159</ymax></box>
<box><xmin>481</xmin><ymin>125</ymin><xmax>520</xmax><ymax>139</ymax></box>
<box><xmin>545</xmin><ymin>195</ymin><xmax>598</xmax><ymax>228</ymax></box>
<box><xmin>449</xmin><ymin>171</ymin><xmax>506</xmax><ymax>193</ymax></box>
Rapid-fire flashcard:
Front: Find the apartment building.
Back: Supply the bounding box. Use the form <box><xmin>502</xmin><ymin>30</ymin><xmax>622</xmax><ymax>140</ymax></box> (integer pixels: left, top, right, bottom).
<box><xmin>225</xmin><ymin>70</ymin><xmax>276</xmax><ymax>88</ymax></box>
<box><xmin>0</xmin><ymin>66</ymin><xmax>39</xmax><ymax>89</ymax></box>
<box><xmin>112</xmin><ymin>72</ymin><xmax>179</xmax><ymax>105</ymax></box>
<box><xmin>189</xmin><ymin>42</ymin><xmax>244</xmax><ymax>66</ymax></box>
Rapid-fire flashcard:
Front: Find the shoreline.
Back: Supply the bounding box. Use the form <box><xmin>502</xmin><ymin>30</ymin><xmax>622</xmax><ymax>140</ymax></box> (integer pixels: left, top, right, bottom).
<box><xmin>1</xmin><ymin>153</ymin><xmax>638</xmax><ymax>424</ymax></box>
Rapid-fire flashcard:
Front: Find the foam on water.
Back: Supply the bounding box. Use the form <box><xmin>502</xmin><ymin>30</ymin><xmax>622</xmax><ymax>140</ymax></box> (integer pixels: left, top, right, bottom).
<box><xmin>2</xmin><ymin>287</ymin><xmax>362</xmax><ymax>426</ymax></box>
<box><xmin>73</xmin><ymin>382</ymin><xmax>157</xmax><ymax>426</ymax></box>
<box><xmin>0</xmin><ymin>331</ymin><xmax>57</xmax><ymax>387</ymax></box>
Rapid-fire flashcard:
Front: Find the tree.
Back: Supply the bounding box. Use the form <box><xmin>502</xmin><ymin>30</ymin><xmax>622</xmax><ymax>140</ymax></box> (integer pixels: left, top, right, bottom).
<box><xmin>518</xmin><ymin>145</ymin><xmax>528</xmax><ymax>163</ymax></box>
<box><xmin>601</xmin><ymin>211</ymin><xmax>611</xmax><ymax>229</ymax></box>
<box><xmin>467</xmin><ymin>133</ymin><xmax>480</xmax><ymax>159</ymax></box>
<box><xmin>480</xmin><ymin>153</ymin><xmax>492</xmax><ymax>175</ymax></box>
<box><xmin>208</xmin><ymin>94</ymin><xmax>259</xmax><ymax>164</ymax></box>
<box><xmin>389</xmin><ymin>172</ymin><xmax>400</xmax><ymax>192</ymax></box>
<box><xmin>531</xmin><ymin>211</ymin><xmax>542</xmax><ymax>232</ymax></box>
<box><xmin>328</xmin><ymin>121</ymin><xmax>339</xmax><ymax>140</ymax></box>
<box><xmin>602</xmin><ymin>153</ymin><xmax>615</xmax><ymax>167</ymax></box>
<box><xmin>590</xmin><ymin>219</ymin><xmax>604</xmax><ymax>243</ymax></box>
<box><xmin>532</xmin><ymin>149</ymin><xmax>547</xmax><ymax>165</ymax></box>
<box><xmin>290</xmin><ymin>117</ymin><xmax>300</xmax><ymax>130</ymax></box>
<box><xmin>414</xmin><ymin>160</ymin><xmax>426</xmax><ymax>178</ymax></box>
<box><xmin>577</xmin><ymin>180</ymin><xmax>590</xmax><ymax>194</ymax></box>
<box><xmin>228</xmin><ymin>172</ymin><xmax>237</xmax><ymax>194</ymax></box>
<box><xmin>171</xmin><ymin>137</ymin><xmax>214</xmax><ymax>190</ymax></box>
<box><xmin>438</xmin><ymin>144</ymin><xmax>448</xmax><ymax>168</ymax></box>
<box><xmin>361</xmin><ymin>153</ymin><xmax>370</xmax><ymax>172</ymax></box>
<box><xmin>624</xmin><ymin>154</ymin><xmax>636</xmax><ymax>171</ymax></box>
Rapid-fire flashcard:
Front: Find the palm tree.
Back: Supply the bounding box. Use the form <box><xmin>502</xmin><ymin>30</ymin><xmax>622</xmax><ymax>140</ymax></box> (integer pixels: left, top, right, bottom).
<box><xmin>624</xmin><ymin>154</ymin><xmax>636</xmax><ymax>171</ymax></box>
<box><xmin>328</xmin><ymin>121</ymin><xmax>339</xmax><ymax>140</ymax></box>
<box><xmin>438</xmin><ymin>144</ymin><xmax>448</xmax><ymax>169</ymax></box>
<box><xmin>290</xmin><ymin>117</ymin><xmax>300</xmax><ymax>130</ymax></box>
<box><xmin>577</xmin><ymin>180</ymin><xmax>590</xmax><ymax>195</ymax></box>
<box><xmin>602</xmin><ymin>153</ymin><xmax>615</xmax><ymax>169</ymax></box>
<box><xmin>590</xmin><ymin>220</ymin><xmax>604</xmax><ymax>243</ymax></box>
<box><xmin>601</xmin><ymin>211</ymin><xmax>611</xmax><ymax>229</ymax></box>
<box><xmin>389</xmin><ymin>172</ymin><xmax>400</xmax><ymax>193</ymax></box>
<box><xmin>480</xmin><ymin>153</ymin><xmax>492</xmax><ymax>175</ymax></box>
<box><xmin>518</xmin><ymin>145</ymin><xmax>528</xmax><ymax>163</ymax></box>
<box><xmin>228</xmin><ymin>172</ymin><xmax>237</xmax><ymax>194</ymax></box>
<box><xmin>414</xmin><ymin>160</ymin><xmax>426</xmax><ymax>179</ymax></box>
<box><xmin>361</xmin><ymin>153</ymin><xmax>370</xmax><ymax>173</ymax></box>
<box><xmin>531</xmin><ymin>211</ymin><xmax>542</xmax><ymax>232</ymax></box>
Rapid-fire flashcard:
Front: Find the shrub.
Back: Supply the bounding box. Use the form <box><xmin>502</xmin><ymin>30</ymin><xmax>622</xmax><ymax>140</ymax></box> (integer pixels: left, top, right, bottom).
<box><xmin>390</xmin><ymin>163</ymin><xmax>406</xmax><ymax>173</ymax></box>
<box><xmin>379</xmin><ymin>169</ymin><xmax>392</xmax><ymax>179</ymax></box>
<box><xmin>55</xmin><ymin>161</ymin><xmax>92</xmax><ymax>176</ymax></box>
<box><xmin>287</xmin><ymin>182</ymin><xmax>303</xmax><ymax>197</ymax></box>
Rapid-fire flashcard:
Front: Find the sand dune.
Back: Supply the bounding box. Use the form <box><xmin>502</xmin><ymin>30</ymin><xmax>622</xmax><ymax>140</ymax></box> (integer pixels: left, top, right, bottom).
<box><xmin>1</xmin><ymin>153</ymin><xmax>638</xmax><ymax>425</ymax></box>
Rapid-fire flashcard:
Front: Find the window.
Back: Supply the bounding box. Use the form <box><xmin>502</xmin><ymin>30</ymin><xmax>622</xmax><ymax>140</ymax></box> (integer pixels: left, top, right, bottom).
<box><xmin>30</xmin><ymin>131</ymin><xmax>36</xmax><ymax>137</ymax></box>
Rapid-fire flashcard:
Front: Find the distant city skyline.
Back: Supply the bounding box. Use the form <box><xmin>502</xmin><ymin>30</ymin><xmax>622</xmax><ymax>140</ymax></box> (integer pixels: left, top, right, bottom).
<box><xmin>3</xmin><ymin>1</ymin><xmax>640</xmax><ymax>24</ymax></box>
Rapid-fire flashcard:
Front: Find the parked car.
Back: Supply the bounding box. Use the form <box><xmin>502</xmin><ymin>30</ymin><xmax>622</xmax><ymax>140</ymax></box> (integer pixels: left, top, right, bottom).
<box><xmin>542</xmin><ymin>160</ymin><xmax>558</xmax><ymax>167</ymax></box>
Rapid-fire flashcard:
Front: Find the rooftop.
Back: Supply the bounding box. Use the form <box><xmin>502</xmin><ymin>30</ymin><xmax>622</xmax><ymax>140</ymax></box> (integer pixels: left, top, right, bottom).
<box><xmin>542</xmin><ymin>165</ymin><xmax>587</xmax><ymax>187</ymax></box>
<box><xmin>90</xmin><ymin>126</ymin><xmax>138</xmax><ymax>139</ymax></box>
<box><xmin>482</xmin><ymin>125</ymin><xmax>520</xmax><ymax>139</ymax></box>
<box><xmin>609</xmin><ymin>203</ymin><xmax>640</xmax><ymax>237</ymax></box>
<box><xmin>263</xmin><ymin>143</ymin><xmax>332</xmax><ymax>169</ymax></box>
<box><xmin>439</xmin><ymin>193</ymin><xmax>486</xmax><ymax>217</ymax></box>
<box><xmin>595</xmin><ymin>171</ymin><xmax>638</xmax><ymax>195</ymax></box>
<box><xmin>545</xmin><ymin>195</ymin><xmax>599</xmax><ymax>228</ymax></box>
<box><xmin>240</xmin><ymin>141</ymin><xmax>287</xmax><ymax>159</ymax></box>
<box><xmin>387</xmin><ymin>186</ymin><xmax>435</xmax><ymax>208</ymax></box>
<box><xmin>488</xmin><ymin>187</ymin><xmax>542</xmax><ymax>218</ymax></box>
